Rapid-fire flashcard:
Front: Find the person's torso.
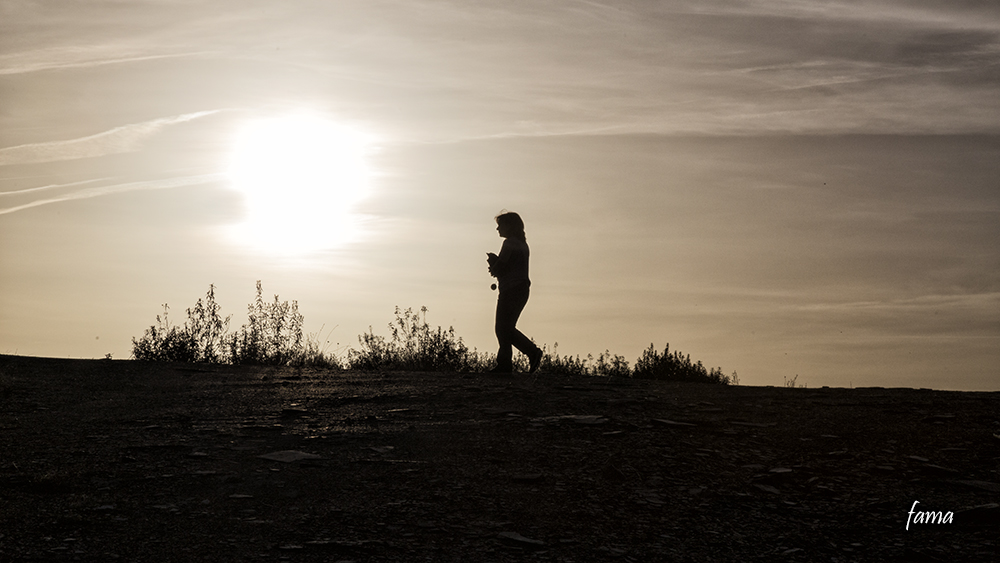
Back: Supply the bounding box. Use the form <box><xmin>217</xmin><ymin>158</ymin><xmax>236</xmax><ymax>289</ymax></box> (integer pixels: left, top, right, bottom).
<box><xmin>498</xmin><ymin>238</ymin><xmax>530</xmax><ymax>291</ymax></box>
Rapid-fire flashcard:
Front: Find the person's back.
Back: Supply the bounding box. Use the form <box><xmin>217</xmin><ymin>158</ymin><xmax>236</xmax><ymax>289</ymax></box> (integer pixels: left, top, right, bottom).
<box><xmin>494</xmin><ymin>236</ymin><xmax>530</xmax><ymax>292</ymax></box>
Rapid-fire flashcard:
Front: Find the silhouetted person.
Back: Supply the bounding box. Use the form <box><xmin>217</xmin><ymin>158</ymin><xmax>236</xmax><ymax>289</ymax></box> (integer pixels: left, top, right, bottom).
<box><xmin>487</xmin><ymin>211</ymin><xmax>543</xmax><ymax>374</ymax></box>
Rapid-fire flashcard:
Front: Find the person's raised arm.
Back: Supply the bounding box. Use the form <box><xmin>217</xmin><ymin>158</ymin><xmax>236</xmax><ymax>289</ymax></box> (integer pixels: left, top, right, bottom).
<box><xmin>489</xmin><ymin>240</ymin><xmax>513</xmax><ymax>276</ymax></box>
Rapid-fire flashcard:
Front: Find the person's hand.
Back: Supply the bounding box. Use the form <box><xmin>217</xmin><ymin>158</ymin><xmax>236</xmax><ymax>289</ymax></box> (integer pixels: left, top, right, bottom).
<box><xmin>486</xmin><ymin>253</ymin><xmax>498</xmax><ymax>277</ymax></box>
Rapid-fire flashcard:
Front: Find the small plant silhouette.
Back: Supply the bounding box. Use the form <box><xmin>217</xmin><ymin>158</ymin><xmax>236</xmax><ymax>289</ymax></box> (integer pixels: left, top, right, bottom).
<box><xmin>225</xmin><ymin>281</ymin><xmax>305</xmax><ymax>365</ymax></box>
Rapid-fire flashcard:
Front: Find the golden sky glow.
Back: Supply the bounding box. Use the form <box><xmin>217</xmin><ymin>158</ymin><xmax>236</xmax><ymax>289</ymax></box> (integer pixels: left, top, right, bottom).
<box><xmin>1</xmin><ymin>1</ymin><xmax>998</xmax><ymax>390</ymax></box>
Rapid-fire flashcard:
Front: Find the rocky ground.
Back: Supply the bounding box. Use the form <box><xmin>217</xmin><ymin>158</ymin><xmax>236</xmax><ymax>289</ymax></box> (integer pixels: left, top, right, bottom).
<box><xmin>0</xmin><ymin>355</ymin><xmax>998</xmax><ymax>562</ymax></box>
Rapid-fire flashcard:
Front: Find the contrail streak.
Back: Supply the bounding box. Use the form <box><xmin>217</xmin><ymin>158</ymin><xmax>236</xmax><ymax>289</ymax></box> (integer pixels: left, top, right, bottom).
<box><xmin>0</xmin><ymin>110</ymin><xmax>222</xmax><ymax>166</ymax></box>
<box><xmin>0</xmin><ymin>178</ymin><xmax>111</xmax><ymax>197</ymax></box>
<box><xmin>0</xmin><ymin>51</ymin><xmax>213</xmax><ymax>76</ymax></box>
<box><xmin>0</xmin><ymin>173</ymin><xmax>225</xmax><ymax>216</ymax></box>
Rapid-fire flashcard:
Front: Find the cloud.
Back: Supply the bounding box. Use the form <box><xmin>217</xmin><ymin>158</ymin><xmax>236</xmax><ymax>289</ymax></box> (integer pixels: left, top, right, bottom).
<box><xmin>302</xmin><ymin>0</ymin><xmax>997</xmax><ymax>141</ymax></box>
<box><xmin>787</xmin><ymin>293</ymin><xmax>1000</xmax><ymax>345</ymax></box>
<box><xmin>0</xmin><ymin>110</ymin><xmax>221</xmax><ymax>166</ymax></box>
<box><xmin>2</xmin><ymin>0</ymin><xmax>998</xmax><ymax>142</ymax></box>
<box><xmin>663</xmin><ymin>0</ymin><xmax>1000</xmax><ymax>30</ymax></box>
<box><xmin>0</xmin><ymin>178</ymin><xmax>111</xmax><ymax>197</ymax></box>
<box><xmin>796</xmin><ymin>292</ymin><xmax>1000</xmax><ymax>315</ymax></box>
<box><xmin>0</xmin><ymin>173</ymin><xmax>225</xmax><ymax>216</ymax></box>
<box><xmin>0</xmin><ymin>49</ymin><xmax>210</xmax><ymax>76</ymax></box>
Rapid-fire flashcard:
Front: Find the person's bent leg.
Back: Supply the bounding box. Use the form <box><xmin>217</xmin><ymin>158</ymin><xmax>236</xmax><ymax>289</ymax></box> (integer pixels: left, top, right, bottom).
<box><xmin>510</xmin><ymin>329</ymin><xmax>538</xmax><ymax>357</ymax></box>
<box><xmin>507</xmin><ymin>285</ymin><xmax>541</xmax><ymax>372</ymax></box>
<box><xmin>511</xmin><ymin>329</ymin><xmax>543</xmax><ymax>373</ymax></box>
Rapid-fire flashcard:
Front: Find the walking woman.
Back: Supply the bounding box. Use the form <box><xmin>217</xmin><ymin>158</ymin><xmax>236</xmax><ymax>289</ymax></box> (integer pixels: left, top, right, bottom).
<box><xmin>487</xmin><ymin>211</ymin><xmax>543</xmax><ymax>374</ymax></box>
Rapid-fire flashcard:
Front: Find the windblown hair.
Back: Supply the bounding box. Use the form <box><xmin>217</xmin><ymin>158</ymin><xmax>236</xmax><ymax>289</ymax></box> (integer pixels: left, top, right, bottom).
<box><xmin>495</xmin><ymin>211</ymin><xmax>526</xmax><ymax>241</ymax></box>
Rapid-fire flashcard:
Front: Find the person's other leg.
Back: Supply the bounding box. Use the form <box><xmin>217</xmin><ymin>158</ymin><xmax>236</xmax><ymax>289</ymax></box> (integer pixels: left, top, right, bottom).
<box><xmin>510</xmin><ymin>329</ymin><xmax>540</xmax><ymax>357</ymax></box>
<box><xmin>495</xmin><ymin>285</ymin><xmax>529</xmax><ymax>371</ymax></box>
<box><xmin>508</xmin><ymin>289</ymin><xmax>542</xmax><ymax>372</ymax></box>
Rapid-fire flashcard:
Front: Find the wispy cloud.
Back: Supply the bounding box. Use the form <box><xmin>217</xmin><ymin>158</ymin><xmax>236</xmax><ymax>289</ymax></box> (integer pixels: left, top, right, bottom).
<box><xmin>796</xmin><ymin>292</ymin><xmax>1000</xmax><ymax>314</ymax></box>
<box><xmin>3</xmin><ymin>1</ymin><xmax>996</xmax><ymax>141</ymax></box>
<box><xmin>286</xmin><ymin>0</ymin><xmax>998</xmax><ymax>140</ymax></box>
<box><xmin>0</xmin><ymin>48</ymin><xmax>211</xmax><ymax>76</ymax></box>
<box><xmin>0</xmin><ymin>110</ymin><xmax>221</xmax><ymax>166</ymax></box>
<box><xmin>663</xmin><ymin>0</ymin><xmax>1000</xmax><ymax>30</ymax></box>
<box><xmin>0</xmin><ymin>173</ymin><xmax>225</xmax><ymax>216</ymax></box>
<box><xmin>0</xmin><ymin>177</ymin><xmax>111</xmax><ymax>197</ymax></box>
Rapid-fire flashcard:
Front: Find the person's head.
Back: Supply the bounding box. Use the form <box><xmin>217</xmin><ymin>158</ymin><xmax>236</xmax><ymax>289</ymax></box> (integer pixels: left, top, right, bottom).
<box><xmin>495</xmin><ymin>211</ymin><xmax>526</xmax><ymax>241</ymax></box>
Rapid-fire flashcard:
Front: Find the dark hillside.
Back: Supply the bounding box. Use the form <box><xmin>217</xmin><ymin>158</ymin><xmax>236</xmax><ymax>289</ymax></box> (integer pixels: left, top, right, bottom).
<box><xmin>0</xmin><ymin>355</ymin><xmax>997</xmax><ymax>561</ymax></box>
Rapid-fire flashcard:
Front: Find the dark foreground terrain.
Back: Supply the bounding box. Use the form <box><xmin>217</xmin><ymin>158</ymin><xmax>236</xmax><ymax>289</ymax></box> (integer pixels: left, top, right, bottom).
<box><xmin>0</xmin><ymin>355</ymin><xmax>997</xmax><ymax>562</ymax></box>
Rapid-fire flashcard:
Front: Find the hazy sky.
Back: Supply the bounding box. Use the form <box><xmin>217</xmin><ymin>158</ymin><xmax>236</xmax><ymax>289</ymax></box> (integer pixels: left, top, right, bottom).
<box><xmin>2</xmin><ymin>0</ymin><xmax>998</xmax><ymax>390</ymax></box>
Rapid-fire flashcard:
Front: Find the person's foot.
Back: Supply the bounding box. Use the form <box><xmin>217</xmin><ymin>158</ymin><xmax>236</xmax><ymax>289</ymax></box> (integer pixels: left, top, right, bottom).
<box><xmin>528</xmin><ymin>349</ymin><xmax>543</xmax><ymax>374</ymax></box>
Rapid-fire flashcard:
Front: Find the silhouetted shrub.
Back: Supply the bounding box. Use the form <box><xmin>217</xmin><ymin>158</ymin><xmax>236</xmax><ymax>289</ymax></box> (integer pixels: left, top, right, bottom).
<box><xmin>594</xmin><ymin>350</ymin><xmax>631</xmax><ymax>378</ymax></box>
<box><xmin>225</xmin><ymin>281</ymin><xmax>306</xmax><ymax>365</ymax></box>
<box><xmin>132</xmin><ymin>282</ymin><xmax>338</xmax><ymax>368</ymax></box>
<box><xmin>632</xmin><ymin>343</ymin><xmax>733</xmax><ymax>385</ymax></box>
<box><xmin>531</xmin><ymin>344</ymin><xmax>630</xmax><ymax>378</ymax></box>
<box><xmin>131</xmin><ymin>303</ymin><xmax>203</xmax><ymax>363</ymax></box>
<box><xmin>187</xmin><ymin>284</ymin><xmax>229</xmax><ymax>363</ymax></box>
<box><xmin>348</xmin><ymin>307</ymin><xmax>492</xmax><ymax>372</ymax></box>
<box><xmin>536</xmin><ymin>343</ymin><xmax>589</xmax><ymax>375</ymax></box>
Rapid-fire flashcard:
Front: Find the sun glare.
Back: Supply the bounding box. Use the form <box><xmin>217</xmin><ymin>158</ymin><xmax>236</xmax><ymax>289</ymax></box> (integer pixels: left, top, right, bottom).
<box><xmin>226</xmin><ymin>114</ymin><xmax>373</xmax><ymax>253</ymax></box>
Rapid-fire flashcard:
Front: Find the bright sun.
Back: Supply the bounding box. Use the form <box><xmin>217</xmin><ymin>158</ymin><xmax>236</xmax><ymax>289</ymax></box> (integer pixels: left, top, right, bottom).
<box><xmin>226</xmin><ymin>114</ymin><xmax>373</xmax><ymax>253</ymax></box>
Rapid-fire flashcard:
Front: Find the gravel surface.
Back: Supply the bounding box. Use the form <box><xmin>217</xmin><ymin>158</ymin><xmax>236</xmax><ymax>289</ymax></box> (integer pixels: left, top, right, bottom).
<box><xmin>1</xmin><ymin>355</ymin><xmax>998</xmax><ymax>562</ymax></box>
